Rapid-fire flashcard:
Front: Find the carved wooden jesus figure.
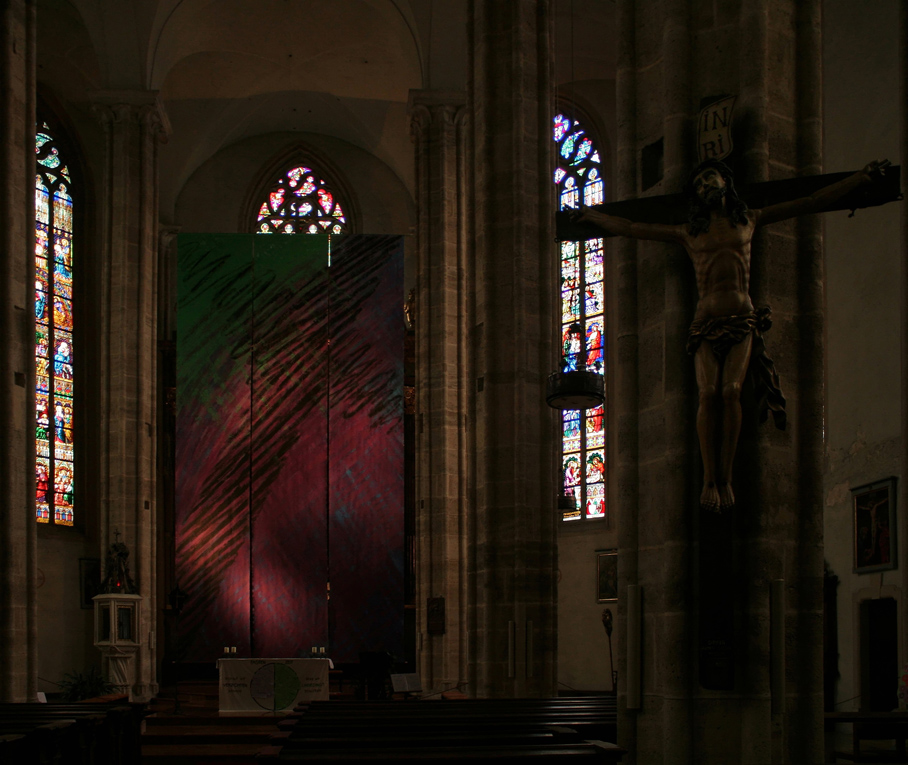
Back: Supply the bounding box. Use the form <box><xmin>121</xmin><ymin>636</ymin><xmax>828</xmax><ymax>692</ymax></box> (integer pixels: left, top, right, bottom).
<box><xmin>578</xmin><ymin>158</ymin><xmax>888</xmax><ymax>512</ymax></box>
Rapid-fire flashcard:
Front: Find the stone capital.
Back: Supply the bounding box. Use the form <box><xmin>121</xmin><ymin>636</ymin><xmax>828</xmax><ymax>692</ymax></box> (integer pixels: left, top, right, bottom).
<box><xmin>88</xmin><ymin>90</ymin><xmax>171</xmax><ymax>141</ymax></box>
<box><xmin>408</xmin><ymin>89</ymin><xmax>467</xmax><ymax>140</ymax></box>
<box><xmin>158</xmin><ymin>226</ymin><xmax>181</xmax><ymax>248</ymax></box>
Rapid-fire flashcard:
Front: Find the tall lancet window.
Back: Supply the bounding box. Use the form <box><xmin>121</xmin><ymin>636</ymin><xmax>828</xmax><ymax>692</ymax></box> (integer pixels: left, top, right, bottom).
<box><xmin>35</xmin><ymin>122</ymin><xmax>75</xmax><ymax>525</ymax></box>
<box><xmin>255</xmin><ymin>165</ymin><xmax>348</xmax><ymax>235</ymax></box>
<box><xmin>554</xmin><ymin>112</ymin><xmax>606</xmax><ymax>523</ymax></box>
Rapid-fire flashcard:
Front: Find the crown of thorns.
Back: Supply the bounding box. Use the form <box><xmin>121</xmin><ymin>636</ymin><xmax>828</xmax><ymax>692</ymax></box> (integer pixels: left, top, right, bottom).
<box><xmin>684</xmin><ymin>159</ymin><xmax>736</xmax><ymax>198</ymax></box>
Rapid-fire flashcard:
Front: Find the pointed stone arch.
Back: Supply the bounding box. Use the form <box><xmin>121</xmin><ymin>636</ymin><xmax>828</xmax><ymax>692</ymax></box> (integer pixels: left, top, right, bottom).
<box><xmin>242</xmin><ymin>144</ymin><xmax>359</xmax><ymax>235</ymax></box>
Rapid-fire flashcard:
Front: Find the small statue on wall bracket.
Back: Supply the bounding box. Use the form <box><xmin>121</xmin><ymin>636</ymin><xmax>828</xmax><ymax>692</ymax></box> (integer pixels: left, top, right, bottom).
<box><xmin>576</xmin><ymin>158</ymin><xmax>890</xmax><ymax>512</ymax></box>
<box><xmin>100</xmin><ymin>528</ymin><xmax>138</xmax><ymax>594</ymax></box>
<box><xmin>404</xmin><ymin>288</ymin><xmax>415</xmax><ymax>331</ymax></box>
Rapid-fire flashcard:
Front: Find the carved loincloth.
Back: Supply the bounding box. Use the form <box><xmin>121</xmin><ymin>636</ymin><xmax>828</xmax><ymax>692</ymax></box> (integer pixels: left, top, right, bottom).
<box><xmin>687</xmin><ymin>306</ymin><xmax>787</xmax><ymax>430</ymax></box>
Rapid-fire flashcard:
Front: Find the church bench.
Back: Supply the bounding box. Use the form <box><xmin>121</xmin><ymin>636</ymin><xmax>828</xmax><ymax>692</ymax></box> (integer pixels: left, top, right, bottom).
<box><xmin>281</xmin><ymin>717</ymin><xmax>615</xmax><ymax>739</ymax></box>
<box><xmin>289</xmin><ymin>700</ymin><xmax>616</xmax><ymax>718</ymax></box>
<box><xmin>282</xmin><ymin>712</ymin><xmax>615</xmax><ymax>735</ymax></box>
<box><xmin>0</xmin><ymin>702</ymin><xmax>143</xmax><ymax>764</ymax></box>
<box><xmin>270</xmin><ymin>727</ymin><xmax>579</xmax><ymax>748</ymax></box>
<box><xmin>0</xmin><ymin>719</ymin><xmax>83</xmax><ymax>765</ymax></box>
<box><xmin>258</xmin><ymin>740</ymin><xmax>626</xmax><ymax>762</ymax></box>
<box><xmin>293</xmin><ymin>698</ymin><xmax>616</xmax><ymax>712</ymax></box>
<box><xmin>282</xmin><ymin>699</ymin><xmax>618</xmax><ymax>745</ymax></box>
<box><xmin>826</xmin><ymin>711</ymin><xmax>908</xmax><ymax>764</ymax></box>
<box><xmin>259</xmin><ymin>697</ymin><xmax>624</xmax><ymax>762</ymax></box>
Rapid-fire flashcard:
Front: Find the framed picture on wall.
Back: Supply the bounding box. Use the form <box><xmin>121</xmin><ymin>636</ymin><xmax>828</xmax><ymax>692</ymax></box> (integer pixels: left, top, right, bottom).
<box><xmin>853</xmin><ymin>477</ymin><xmax>897</xmax><ymax>574</ymax></box>
<box><xmin>597</xmin><ymin>549</ymin><xmax>617</xmax><ymax>603</ymax></box>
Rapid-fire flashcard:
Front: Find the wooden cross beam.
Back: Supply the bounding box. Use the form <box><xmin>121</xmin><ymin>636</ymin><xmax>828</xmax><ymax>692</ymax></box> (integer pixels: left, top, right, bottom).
<box><xmin>556</xmin><ymin>165</ymin><xmax>902</xmax><ymax>241</ymax></box>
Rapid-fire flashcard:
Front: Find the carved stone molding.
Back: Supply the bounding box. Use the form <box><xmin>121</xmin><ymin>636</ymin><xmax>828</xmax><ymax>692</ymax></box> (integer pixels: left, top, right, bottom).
<box><xmin>408</xmin><ymin>90</ymin><xmax>467</xmax><ymax>143</ymax></box>
<box><xmin>89</xmin><ymin>90</ymin><xmax>171</xmax><ymax>142</ymax></box>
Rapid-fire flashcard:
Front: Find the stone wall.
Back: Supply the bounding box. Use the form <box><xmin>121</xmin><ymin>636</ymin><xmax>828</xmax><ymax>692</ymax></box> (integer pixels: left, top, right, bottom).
<box><xmin>822</xmin><ymin>0</ymin><xmax>903</xmax><ymax>715</ymax></box>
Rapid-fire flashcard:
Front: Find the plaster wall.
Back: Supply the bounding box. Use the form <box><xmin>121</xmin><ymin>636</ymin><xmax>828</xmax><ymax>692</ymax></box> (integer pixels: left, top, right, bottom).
<box><xmin>558</xmin><ymin>524</ymin><xmax>619</xmax><ymax>691</ymax></box>
<box><xmin>36</xmin><ymin>531</ymin><xmax>97</xmax><ymax>694</ymax></box>
<box><xmin>822</xmin><ymin>0</ymin><xmax>902</xmax><ymax>712</ymax></box>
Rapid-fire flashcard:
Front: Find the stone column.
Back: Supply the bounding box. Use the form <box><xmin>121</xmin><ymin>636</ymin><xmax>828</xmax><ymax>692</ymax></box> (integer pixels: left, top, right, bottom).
<box><xmin>0</xmin><ymin>0</ymin><xmax>37</xmax><ymax>703</ymax></box>
<box><xmin>92</xmin><ymin>91</ymin><xmax>168</xmax><ymax>701</ymax></box>
<box><xmin>409</xmin><ymin>90</ymin><xmax>470</xmax><ymax>695</ymax></box>
<box><xmin>468</xmin><ymin>0</ymin><xmax>557</xmax><ymax>697</ymax></box>
<box><xmin>900</xmin><ymin>0</ymin><xmax>908</xmax><ymax>675</ymax></box>
<box><xmin>615</xmin><ymin>1</ymin><xmax>825</xmax><ymax>762</ymax></box>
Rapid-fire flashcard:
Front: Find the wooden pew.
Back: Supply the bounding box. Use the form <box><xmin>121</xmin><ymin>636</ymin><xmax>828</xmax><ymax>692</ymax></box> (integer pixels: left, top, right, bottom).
<box><xmin>259</xmin><ymin>698</ymin><xmax>624</xmax><ymax>763</ymax></box>
<box><xmin>0</xmin><ymin>719</ymin><xmax>82</xmax><ymax>765</ymax></box>
<box><xmin>0</xmin><ymin>701</ymin><xmax>144</xmax><ymax>765</ymax></box>
<box><xmin>259</xmin><ymin>740</ymin><xmax>625</xmax><ymax>762</ymax></box>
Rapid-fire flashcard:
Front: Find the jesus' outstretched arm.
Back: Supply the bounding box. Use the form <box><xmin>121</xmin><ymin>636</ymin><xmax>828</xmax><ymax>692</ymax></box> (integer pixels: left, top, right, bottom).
<box><xmin>754</xmin><ymin>159</ymin><xmax>889</xmax><ymax>227</ymax></box>
<box><xmin>576</xmin><ymin>209</ymin><xmax>687</xmax><ymax>243</ymax></box>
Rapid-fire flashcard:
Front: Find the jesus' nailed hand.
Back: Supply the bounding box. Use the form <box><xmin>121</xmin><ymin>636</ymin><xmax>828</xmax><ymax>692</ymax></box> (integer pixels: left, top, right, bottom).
<box><xmin>574</xmin><ymin>158</ymin><xmax>890</xmax><ymax>513</ymax></box>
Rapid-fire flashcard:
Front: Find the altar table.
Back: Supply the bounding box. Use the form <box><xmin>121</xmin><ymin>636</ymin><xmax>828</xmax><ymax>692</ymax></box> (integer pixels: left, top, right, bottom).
<box><xmin>218</xmin><ymin>657</ymin><xmax>332</xmax><ymax>714</ymax></box>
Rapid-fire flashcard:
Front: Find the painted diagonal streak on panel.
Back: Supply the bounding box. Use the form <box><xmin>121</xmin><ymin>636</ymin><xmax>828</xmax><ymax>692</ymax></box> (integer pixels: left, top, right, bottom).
<box><xmin>176</xmin><ymin>235</ymin><xmax>255</xmax><ymax>659</ymax></box>
<box><xmin>250</xmin><ymin>236</ymin><xmax>330</xmax><ymax>658</ymax></box>
<box><xmin>329</xmin><ymin>236</ymin><xmax>405</xmax><ymax>663</ymax></box>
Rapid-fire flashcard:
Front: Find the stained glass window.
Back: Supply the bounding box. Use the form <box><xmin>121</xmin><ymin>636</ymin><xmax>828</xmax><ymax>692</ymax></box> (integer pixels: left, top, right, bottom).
<box><xmin>255</xmin><ymin>165</ymin><xmax>348</xmax><ymax>235</ymax></box>
<box><xmin>554</xmin><ymin>113</ymin><xmax>606</xmax><ymax>522</ymax></box>
<box><xmin>35</xmin><ymin>122</ymin><xmax>75</xmax><ymax>525</ymax></box>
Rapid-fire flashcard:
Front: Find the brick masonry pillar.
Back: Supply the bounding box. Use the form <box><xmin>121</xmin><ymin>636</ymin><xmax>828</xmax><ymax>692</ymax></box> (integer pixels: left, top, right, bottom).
<box><xmin>409</xmin><ymin>90</ymin><xmax>470</xmax><ymax>695</ymax></box>
<box><xmin>615</xmin><ymin>1</ymin><xmax>824</xmax><ymax>762</ymax></box>
<box><xmin>92</xmin><ymin>92</ymin><xmax>167</xmax><ymax>701</ymax></box>
<box><xmin>0</xmin><ymin>0</ymin><xmax>38</xmax><ymax>703</ymax></box>
<box><xmin>468</xmin><ymin>0</ymin><xmax>557</xmax><ymax>697</ymax></box>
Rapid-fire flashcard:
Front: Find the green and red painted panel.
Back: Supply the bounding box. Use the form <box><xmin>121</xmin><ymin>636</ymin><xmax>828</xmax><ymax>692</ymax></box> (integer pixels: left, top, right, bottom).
<box><xmin>176</xmin><ymin>234</ymin><xmax>404</xmax><ymax>662</ymax></box>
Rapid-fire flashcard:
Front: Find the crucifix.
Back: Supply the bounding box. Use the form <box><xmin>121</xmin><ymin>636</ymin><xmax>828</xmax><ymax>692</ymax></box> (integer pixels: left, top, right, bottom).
<box><xmin>558</xmin><ymin>157</ymin><xmax>900</xmax><ymax>689</ymax></box>
<box><xmin>558</xmin><ymin>159</ymin><xmax>901</xmax><ymax>513</ymax></box>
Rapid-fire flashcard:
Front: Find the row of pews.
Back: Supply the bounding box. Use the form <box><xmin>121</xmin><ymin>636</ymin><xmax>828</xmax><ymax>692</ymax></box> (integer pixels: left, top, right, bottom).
<box><xmin>0</xmin><ymin>698</ymin><xmax>145</xmax><ymax>765</ymax></box>
<box><xmin>257</xmin><ymin>696</ymin><xmax>624</xmax><ymax>763</ymax></box>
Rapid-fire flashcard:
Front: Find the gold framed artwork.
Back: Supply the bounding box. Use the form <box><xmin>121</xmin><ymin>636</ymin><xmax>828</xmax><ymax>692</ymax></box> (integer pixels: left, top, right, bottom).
<box><xmin>597</xmin><ymin>549</ymin><xmax>617</xmax><ymax>603</ymax></box>
<box><xmin>853</xmin><ymin>477</ymin><xmax>897</xmax><ymax>574</ymax></box>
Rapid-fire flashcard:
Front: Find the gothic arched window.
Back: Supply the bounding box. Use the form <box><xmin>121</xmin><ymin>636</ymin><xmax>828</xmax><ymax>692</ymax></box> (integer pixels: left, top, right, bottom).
<box><xmin>554</xmin><ymin>112</ymin><xmax>606</xmax><ymax>523</ymax></box>
<box><xmin>254</xmin><ymin>165</ymin><xmax>348</xmax><ymax>235</ymax></box>
<box><xmin>35</xmin><ymin>121</ymin><xmax>75</xmax><ymax>525</ymax></box>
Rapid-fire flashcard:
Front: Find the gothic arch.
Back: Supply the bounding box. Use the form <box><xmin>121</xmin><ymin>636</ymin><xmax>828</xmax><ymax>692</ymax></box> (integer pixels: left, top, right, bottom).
<box><xmin>553</xmin><ymin>101</ymin><xmax>610</xmax><ymax>523</ymax></box>
<box><xmin>34</xmin><ymin>93</ymin><xmax>98</xmax><ymax>530</ymax></box>
<box><xmin>241</xmin><ymin>143</ymin><xmax>360</xmax><ymax>235</ymax></box>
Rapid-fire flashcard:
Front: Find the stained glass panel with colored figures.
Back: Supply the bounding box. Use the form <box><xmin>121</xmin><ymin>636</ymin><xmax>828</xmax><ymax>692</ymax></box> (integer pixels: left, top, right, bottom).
<box><xmin>554</xmin><ymin>112</ymin><xmax>607</xmax><ymax>522</ymax></box>
<box><xmin>562</xmin><ymin>324</ymin><xmax>581</xmax><ymax>372</ymax></box>
<box><xmin>584</xmin><ymin>281</ymin><xmax>604</xmax><ymax>315</ymax></box>
<box><xmin>585</xmin><ymin>321</ymin><xmax>604</xmax><ymax>373</ymax></box>
<box><xmin>586</xmin><ymin>406</ymin><xmax>605</xmax><ymax>449</ymax></box>
<box><xmin>563</xmin><ymin>410</ymin><xmax>581</xmax><ymax>452</ymax></box>
<box><xmin>561</xmin><ymin>241</ymin><xmax>579</xmax><ymax>283</ymax></box>
<box><xmin>53</xmin><ymin>297</ymin><xmax>73</xmax><ymax>331</ymax></box>
<box><xmin>560</xmin><ymin>178</ymin><xmax>578</xmax><ymax>210</ymax></box>
<box><xmin>54</xmin><ymin>461</ymin><xmax>74</xmax><ymax>525</ymax></box>
<box><xmin>35</xmin><ymin>121</ymin><xmax>75</xmax><ymax>525</ymax></box>
<box><xmin>36</xmin><ymin>178</ymin><xmax>49</xmax><ymax>223</ymax></box>
<box><xmin>36</xmin><ymin>392</ymin><xmax>49</xmax><ymax>444</ymax></box>
<box><xmin>586</xmin><ymin>451</ymin><xmax>605</xmax><ymax>484</ymax></box>
<box><xmin>53</xmin><ymin>334</ymin><xmax>73</xmax><ymax>380</ymax></box>
<box><xmin>563</xmin><ymin>453</ymin><xmax>582</xmax><ymax>486</ymax></box>
<box><xmin>584</xmin><ymin>239</ymin><xmax>604</xmax><ymax>281</ymax></box>
<box><xmin>255</xmin><ymin>165</ymin><xmax>349</xmax><ymax>235</ymax></box>
<box><xmin>586</xmin><ymin>483</ymin><xmax>606</xmax><ymax>518</ymax></box>
<box><xmin>584</xmin><ymin>169</ymin><xmax>604</xmax><ymax>206</ymax></box>
<box><xmin>53</xmin><ymin>186</ymin><xmax>72</xmax><ymax>232</ymax></box>
<box><xmin>36</xmin><ymin>285</ymin><xmax>49</xmax><ymax>324</ymax></box>
<box><xmin>561</xmin><ymin>289</ymin><xmax>580</xmax><ymax>326</ymax></box>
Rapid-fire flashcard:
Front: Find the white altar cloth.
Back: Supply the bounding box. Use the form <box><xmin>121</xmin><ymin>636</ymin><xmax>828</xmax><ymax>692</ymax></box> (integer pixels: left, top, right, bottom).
<box><xmin>218</xmin><ymin>657</ymin><xmax>331</xmax><ymax>714</ymax></box>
